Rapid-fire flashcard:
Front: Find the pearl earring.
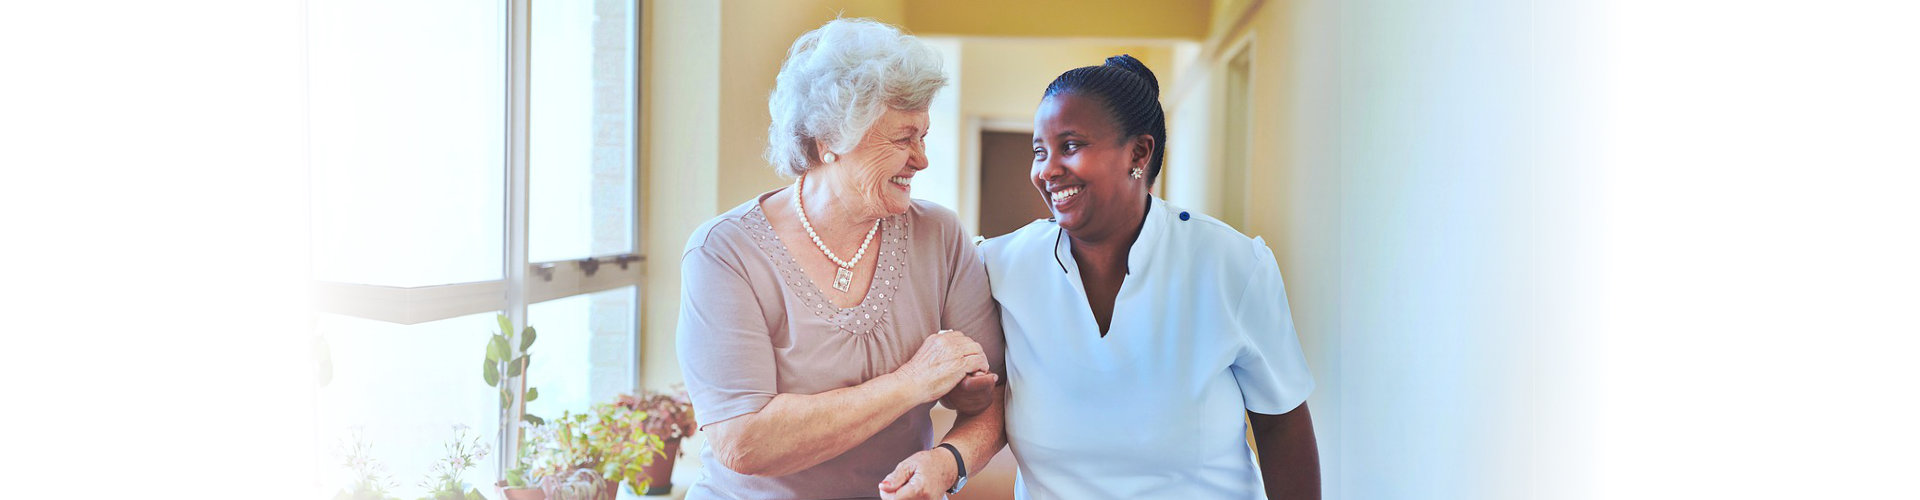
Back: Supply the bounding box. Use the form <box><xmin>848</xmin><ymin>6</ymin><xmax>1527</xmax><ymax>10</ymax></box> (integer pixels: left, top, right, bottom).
<box><xmin>1130</xmin><ymin>167</ymin><xmax>1145</xmax><ymax>180</ymax></box>
<box><xmin>823</xmin><ymin>152</ymin><xmax>837</xmax><ymax>164</ymax></box>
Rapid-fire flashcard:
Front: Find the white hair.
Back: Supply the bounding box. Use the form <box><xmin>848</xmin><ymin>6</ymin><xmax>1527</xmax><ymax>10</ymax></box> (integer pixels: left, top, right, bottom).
<box><xmin>766</xmin><ymin>18</ymin><xmax>948</xmax><ymax>178</ymax></box>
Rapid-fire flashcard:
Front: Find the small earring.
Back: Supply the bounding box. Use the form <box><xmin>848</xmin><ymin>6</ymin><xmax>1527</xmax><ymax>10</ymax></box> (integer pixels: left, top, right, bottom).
<box><xmin>1130</xmin><ymin>167</ymin><xmax>1145</xmax><ymax>180</ymax></box>
<box><xmin>823</xmin><ymin>152</ymin><xmax>838</xmax><ymax>164</ymax></box>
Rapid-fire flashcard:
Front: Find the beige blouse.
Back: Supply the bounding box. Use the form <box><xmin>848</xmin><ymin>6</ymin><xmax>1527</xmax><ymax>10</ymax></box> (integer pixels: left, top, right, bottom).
<box><xmin>676</xmin><ymin>188</ymin><xmax>1005</xmax><ymax>499</ymax></box>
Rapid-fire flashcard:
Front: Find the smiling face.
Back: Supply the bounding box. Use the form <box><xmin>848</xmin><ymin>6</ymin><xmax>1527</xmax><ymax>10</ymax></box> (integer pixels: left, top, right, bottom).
<box><xmin>820</xmin><ymin>107</ymin><xmax>930</xmax><ymax>219</ymax></box>
<box><xmin>1032</xmin><ymin>93</ymin><xmax>1154</xmax><ymax>242</ymax></box>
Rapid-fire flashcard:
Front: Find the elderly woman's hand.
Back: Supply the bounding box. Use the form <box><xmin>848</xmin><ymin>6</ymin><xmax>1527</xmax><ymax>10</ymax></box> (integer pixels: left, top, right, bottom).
<box><xmin>877</xmin><ymin>447</ymin><xmax>959</xmax><ymax>500</ymax></box>
<box><xmin>894</xmin><ymin>330</ymin><xmax>989</xmax><ymax>404</ymax></box>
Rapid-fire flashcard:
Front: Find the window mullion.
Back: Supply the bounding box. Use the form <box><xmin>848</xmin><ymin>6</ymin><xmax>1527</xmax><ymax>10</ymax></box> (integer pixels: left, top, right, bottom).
<box><xmin>629</xmin><ymin>0</ymin><xmax>646</xmax><ymax>395</ymax></box>
<box><xmin>500</xmin><ymin>0</ymin><xmax>532</xmax><ymax>480</ymax></box>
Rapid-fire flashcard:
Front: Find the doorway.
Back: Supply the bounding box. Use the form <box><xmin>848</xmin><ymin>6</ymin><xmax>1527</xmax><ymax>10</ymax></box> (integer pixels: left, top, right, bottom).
<box><xmin>977</xmin><ymin>130</ymin><xmax>1051</xmax><ymax>239</ymax></box>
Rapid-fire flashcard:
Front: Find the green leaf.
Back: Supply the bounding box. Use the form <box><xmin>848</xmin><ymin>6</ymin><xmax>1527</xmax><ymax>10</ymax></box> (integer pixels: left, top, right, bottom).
<box><xmin>496</xmin><ymin>314</ymin><xmax>513</xmax><ymax>337</ymax></box>
<box><xmin>522</xmin><ymin>413</ymin><xmax>545</xmax><ymax>425</ymax></box>
<box><xmin>520</xmin><ymin>326</ymin><xmax>537</xmax><ymax>350</ymax></box>
<box><xmin>487</xmin><ymin>334</ymin><xmax>510</xmax><ymax>361</ymax></box>
<box><xmin>525</xmin><ymin>387</ymin><xmax>539</xmax><ymax>402</ymax></box>
<box><xmin>508</xmin><ymin>355</ymin><xmax>525</xmax><ymax>377</ymax></box>
<box><xmin>483</xmin><ymin>359</ymin><xmax>500</xmax><ymax>387</ymax></box>
<box><xmin>500</xmin><ymin>388</ymin><xmax>512</xmax><ymax>410</ymax></box>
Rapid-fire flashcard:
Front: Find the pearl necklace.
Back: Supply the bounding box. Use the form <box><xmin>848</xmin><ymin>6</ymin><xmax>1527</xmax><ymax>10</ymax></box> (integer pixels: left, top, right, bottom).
<box><xmin>793</xmin><ymin>174</ymin><xmax>880</xmax><ymax>292</ymax></box>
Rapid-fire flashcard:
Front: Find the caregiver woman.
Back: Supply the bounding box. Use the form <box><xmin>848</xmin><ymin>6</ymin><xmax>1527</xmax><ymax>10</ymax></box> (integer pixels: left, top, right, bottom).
<box><xmin>675</xmin><ymin>18</ymin><xmax>1005</xmax><ymax>500</ymax></box>
<box><xmin>981</xmin><ymin>55</ymin><xmax>1320</xmax><ymax>499</ymax></box>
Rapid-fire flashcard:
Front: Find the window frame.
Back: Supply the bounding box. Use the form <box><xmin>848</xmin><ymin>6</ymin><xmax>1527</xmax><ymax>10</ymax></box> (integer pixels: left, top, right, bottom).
<box><xmin>308</xmin><ymin>0</ymin><xmax>643</xmax><ymax>479</ymax></box>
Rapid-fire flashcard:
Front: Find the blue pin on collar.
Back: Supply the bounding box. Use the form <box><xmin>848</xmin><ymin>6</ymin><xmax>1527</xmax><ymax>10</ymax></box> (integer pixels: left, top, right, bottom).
<box><xmin>1179</xmin><ymin>211</ymin><xmax>1190</xmax><ymax>221</ymax></box>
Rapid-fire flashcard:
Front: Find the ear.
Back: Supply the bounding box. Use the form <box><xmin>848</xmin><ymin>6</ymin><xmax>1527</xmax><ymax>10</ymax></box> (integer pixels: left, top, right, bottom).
<box><xmin>1130</xmin><ymin>134</ymin><xmax>1157</xmax><ymax>169</ymax></box>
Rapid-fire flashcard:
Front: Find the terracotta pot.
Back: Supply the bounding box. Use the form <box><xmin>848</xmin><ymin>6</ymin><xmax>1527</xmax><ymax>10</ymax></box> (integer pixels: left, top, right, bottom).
<box><xmin>599</xmin><ymin>479</ymin><xmax>620</xmax><ymax>500</ymax></box>
<box><xmin>640</xmin><ymin>438</ymin><xmax>681</xmax><ymax>495</ymax></box>
<box><xmin>495</xmin><ymin>480</ymin><xmax>547</xmax><ymax>500</ymax></box>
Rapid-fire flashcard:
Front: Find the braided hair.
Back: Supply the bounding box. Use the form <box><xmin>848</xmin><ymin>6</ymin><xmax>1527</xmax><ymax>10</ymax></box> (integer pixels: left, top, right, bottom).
<box><xmin>1042</xmin><ymin>54</ymin><xmax>1168</xmax><ymax>184</ymax></box>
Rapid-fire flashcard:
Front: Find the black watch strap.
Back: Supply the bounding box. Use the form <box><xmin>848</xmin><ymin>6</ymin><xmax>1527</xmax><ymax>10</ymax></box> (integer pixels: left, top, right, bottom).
<box><xmin>936</xmin><ymin>442</ymin><xmax>967</xmax><ymax>493</ymax></box>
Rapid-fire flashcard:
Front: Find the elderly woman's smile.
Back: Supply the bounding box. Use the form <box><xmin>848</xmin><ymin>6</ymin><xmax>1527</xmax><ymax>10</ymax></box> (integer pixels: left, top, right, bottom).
<box><xmin>824</xmin><ymin>108</ymin><xmax>930</xmax><ymax>219</ymax></box>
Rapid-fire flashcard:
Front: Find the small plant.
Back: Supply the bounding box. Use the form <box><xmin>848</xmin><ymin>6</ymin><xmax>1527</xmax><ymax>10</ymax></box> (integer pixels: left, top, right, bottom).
<box><xmin>417</xmin><ymin>425</ymin><xmax>490</xmax><ymax>500</ymax></box>
<box><xmin>615</xmin><ymin>386</ymin><xmax>697</xmax><ymax>450</ymax></box>
<box><xmin>334</xmin><ymin>429</ymin><xmax>399</xmax><ymax>500</ymax></box>
<box><xmin>509</xmin><ymin>411</ymin><xmax>630</xmax><ymax>499</ymax></box>
<box><xmin>587</xmin><ymin>400</ymin><xmax>663</xmax><ymax>494</ymax></box>
<box><xmin>512</xmin><ymin>415</ymin><xmax>589</xmax><ymax>486</ymax></box>
<box><xmin>519</xmin><ymin>403</ymin><xmax>668</xmax><ymax>495</ymax></box>
<box><xmin>484</xmin><ymin>314</ymin><xmax>543</xmax><ymax>426</ymax></box>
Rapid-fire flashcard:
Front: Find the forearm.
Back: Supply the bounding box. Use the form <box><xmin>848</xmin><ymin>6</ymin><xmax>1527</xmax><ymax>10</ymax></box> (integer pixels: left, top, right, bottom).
<box><xmin>1250</xmin><ymin>405</ymin><xmax>1321</xmax><ymax>500</ymax></box>
<box><xmin>719</xmin><ymin>373</ymin><xmax>923</xmax><ymax>476</ymax></box>
<box><xmin>937</xmin><ymin>385</ymin><xmax>1005</xmax><ymax>476</ymax></box>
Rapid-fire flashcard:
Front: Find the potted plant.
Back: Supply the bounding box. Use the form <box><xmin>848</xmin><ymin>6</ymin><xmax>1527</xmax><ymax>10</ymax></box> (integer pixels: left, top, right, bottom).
<box><xmin>508</xmin><ymin>408</ymin><xmax>652</xmax><ymax>500</ymax></box>
<box><xmin>498</xmin><ymin>448</ymin><xmax>546</xmax><ymax>500</ymax></box>
<box><xmin>417</xmin><ymin>425</ymin><xmax>490</xmax><ymax>500</ymax></box>
<box><xmin>585</xmin><ymin>399</ymin><xmax>665</xmax><ymax>500</ymax></box>
<box><xmin>615</xmin><ymin>387</ymin><xmax>697</xmax><ymax>495</ymax></box>
<box><xmin>334</xmin><ymin>430</ymin><xmax>401</xmax><ymax>500</ymax></box>
<box><xmin>499</xmin><ymin>416</ymin><xmax>578</xmax><ymax>500</ymax></box>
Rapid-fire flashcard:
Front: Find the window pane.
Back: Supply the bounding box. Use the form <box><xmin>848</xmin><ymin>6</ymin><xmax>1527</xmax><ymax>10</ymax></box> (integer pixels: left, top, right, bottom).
<box><xmin>309</xmin><ymin>0</ymin><xmax>507</xmax><ymax>287</ymax></box>
<box><xmin>525</xmin><ymin>286</ymin><xmax>637</xmax><ymax>419</ymax></box>
<box><xmin>529</xmin><ymin>0</ymin><xmax>636</xmax><ymax>263</ymax></box>
<box><xmin>314</xmin><ymin>312</ymin><xmax>501</xmax><ymax>499</ymax></box>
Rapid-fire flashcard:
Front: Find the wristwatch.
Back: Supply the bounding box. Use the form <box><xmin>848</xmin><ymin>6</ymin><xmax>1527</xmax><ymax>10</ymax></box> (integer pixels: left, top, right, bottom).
<box><xmin>937</xmin><ymin>442</ymin><xmax>968</xmax><ymax>494</ymax></box>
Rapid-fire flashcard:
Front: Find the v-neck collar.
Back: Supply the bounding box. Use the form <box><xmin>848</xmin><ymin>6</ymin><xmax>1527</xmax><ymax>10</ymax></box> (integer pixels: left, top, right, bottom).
<box><xmin>1048</xmin><ymin>195</ymin><xmax>1170</xmax><ymax>338</ymax></box>
<box><xmin>1051</xmin><ymin>195</ymin><xmax>1169</xmax><ymax>278</ymax></box>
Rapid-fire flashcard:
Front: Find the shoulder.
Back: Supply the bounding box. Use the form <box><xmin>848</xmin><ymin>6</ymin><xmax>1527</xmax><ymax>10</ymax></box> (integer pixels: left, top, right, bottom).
<box><xmin>906</xmin><ymin>199</ymin><xmax>964</xmax><ymax>236</ymax></box>
<box><xmin>1158</xmin><ymin>200</ymin><xmax>1278</xmax><ymax>274</ymax></box>
<box><xmin>979</xmin><ymin>218</ymin><xmax>1058</xmax><ymax>266</ymax></box>
<box><xmin>682</xmin><ymin>197</ymin><xmax>764</xmax><ymax>258</ymax></box>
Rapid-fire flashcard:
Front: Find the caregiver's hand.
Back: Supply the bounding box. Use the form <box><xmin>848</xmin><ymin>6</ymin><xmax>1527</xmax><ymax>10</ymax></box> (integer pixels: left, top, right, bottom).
<box><xmin>939</xmin><ymin>370</ymin><xmax>998</xmax><ymax>414</ymax></box>
<box><xmin>878</xmin><ymin>447</ymin><xmax>959</xmax><ymax>500</ymax></box>
<box><xmin>895</xmin><ymin>330</ymin><xmax>989</xmax><ymax>404</ymax></box>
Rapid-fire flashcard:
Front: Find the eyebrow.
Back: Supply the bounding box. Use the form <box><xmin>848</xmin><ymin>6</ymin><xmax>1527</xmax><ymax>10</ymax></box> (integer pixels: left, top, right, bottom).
<box><xmin>1032</xmin><ymin>130</ymin><xmax>1085</xmax><ymax>143</ymax></box>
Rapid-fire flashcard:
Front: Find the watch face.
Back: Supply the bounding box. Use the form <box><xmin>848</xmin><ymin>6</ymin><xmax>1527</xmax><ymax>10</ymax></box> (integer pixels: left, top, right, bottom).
<box><xmin>947</xmin><ymin>475</ymin><xmax>967</xmax><ymax>494</ymax></box>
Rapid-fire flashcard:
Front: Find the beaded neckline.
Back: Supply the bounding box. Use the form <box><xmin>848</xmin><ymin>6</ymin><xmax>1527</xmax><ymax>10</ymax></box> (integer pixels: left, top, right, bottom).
<box><xmin>742</xmin><ymin>201</ymin><xmax>911</xmax><ymax>337</ymax></box>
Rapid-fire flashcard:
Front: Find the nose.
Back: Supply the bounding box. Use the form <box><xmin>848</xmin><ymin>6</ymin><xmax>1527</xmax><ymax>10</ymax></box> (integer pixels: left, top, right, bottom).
<box><xmin>907</xmin><ymin>140</ymin><xmax>929</xmax><ymax>171</ymax></box>
<box><xmin>1033</xmin><ymin>149</ymin><xmax>1065</xmax><ymax>183</ymax></box>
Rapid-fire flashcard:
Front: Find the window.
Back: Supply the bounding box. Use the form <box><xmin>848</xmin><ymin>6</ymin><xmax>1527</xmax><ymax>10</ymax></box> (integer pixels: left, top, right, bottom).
<box><xmin>308</xmin><ymin>0</ymin><xmax>640</xmax><ymax>497</ymax></box>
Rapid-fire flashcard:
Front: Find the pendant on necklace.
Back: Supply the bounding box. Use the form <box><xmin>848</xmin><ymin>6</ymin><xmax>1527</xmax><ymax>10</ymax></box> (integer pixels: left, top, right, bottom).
<box><xmin>833</xmin><ymin>267</ymin><xmax>854</xmax><ymax>293</ymax></box>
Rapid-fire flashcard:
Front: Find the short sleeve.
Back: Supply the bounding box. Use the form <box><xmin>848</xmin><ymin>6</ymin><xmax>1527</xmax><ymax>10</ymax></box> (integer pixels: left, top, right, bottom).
<box><xmin>676</xmin><ymin>235</ymin><xmax>778</xmax><ymax>429</ymax></box>
<box><xmin>937</xmin><ymin>214</ymin><xmax>1007</xmax><ymax>379</ymax></box>
<box><xmin>1231</xmin><ymin>238</ymin><xmax>1315</xmax><ymax>415</ymax></box>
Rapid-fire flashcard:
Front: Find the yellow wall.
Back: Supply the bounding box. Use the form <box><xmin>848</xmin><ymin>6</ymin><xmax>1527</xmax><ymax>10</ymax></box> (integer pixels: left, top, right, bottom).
<box><xmin>958</xmin><ymin>39</ymin><xmax>1173</xmax><ymax>124</ymax></box>
<box><xmin>641</xmin><ymin>0</ymin><xmax>720</xmax><ymax>391</ymax></box>
<box><xmin>905</xmin><ymin>0</ymin><xmax>1211</xmax><ymax>40</ymax></box>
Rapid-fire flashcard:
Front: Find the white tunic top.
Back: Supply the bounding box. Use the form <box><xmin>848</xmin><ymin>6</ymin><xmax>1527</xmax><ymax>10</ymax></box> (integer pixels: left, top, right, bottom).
<box><xmin>980</xmin><ymin>195</ymin><xmax>1314</xmax><ymax>499</ymax></box>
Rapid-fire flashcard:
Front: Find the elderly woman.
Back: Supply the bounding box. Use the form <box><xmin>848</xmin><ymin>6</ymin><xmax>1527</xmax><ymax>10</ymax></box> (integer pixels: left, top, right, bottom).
<box><xmin>675</xmin><ymin>19</ymin><xmax>1005</xmax><ymax>500</ymax></box>
<box><xmin>980</xmin><ymin>55</ymin><xmax>1320</xmax><ymax>499</ymax></box>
